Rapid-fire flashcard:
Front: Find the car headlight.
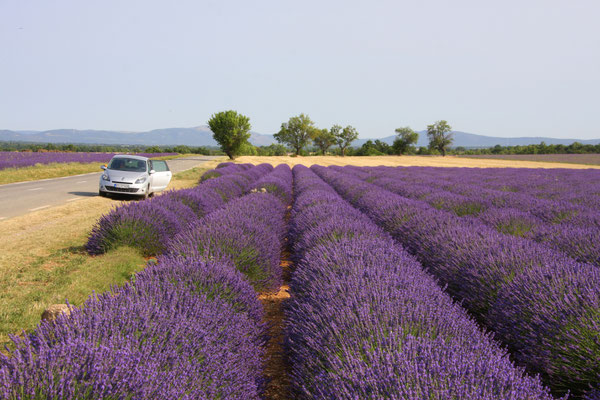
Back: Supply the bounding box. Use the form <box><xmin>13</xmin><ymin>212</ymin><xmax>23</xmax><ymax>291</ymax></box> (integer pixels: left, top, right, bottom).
<box><xmin>135</xmin><ymin>176</ymin><xmax>147</xmax><ymax>184</ymax></box>
<box><xmin>102</xmin><ymin>174</ymin><xmax>109</xmax><ymax>181</ymax></box>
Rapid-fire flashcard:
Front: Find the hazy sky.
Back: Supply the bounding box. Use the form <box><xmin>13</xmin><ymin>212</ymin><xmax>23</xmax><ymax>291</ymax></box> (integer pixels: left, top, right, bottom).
<box><xmin>1</xmin><ymin>0</ymin><xmax>599</xmax><ymax>139</ymax></box>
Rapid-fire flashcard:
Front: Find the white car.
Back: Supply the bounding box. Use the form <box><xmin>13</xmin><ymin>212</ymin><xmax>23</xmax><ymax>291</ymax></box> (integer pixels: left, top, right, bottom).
<box><xmin>99</xmin><ymin>155</ymin><xmax>172</xmax><ymax>199</ymax></box>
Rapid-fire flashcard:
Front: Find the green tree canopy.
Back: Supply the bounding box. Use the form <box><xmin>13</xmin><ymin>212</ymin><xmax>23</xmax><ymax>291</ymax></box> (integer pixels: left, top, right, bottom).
<box><xmin>312</xmin><ymin>128</ymin><xmax>336</xmax><ymax>155</ymax></box>
<box><xmin>356</xmin><ymin>140</ymin><xmax>385</xmax><ymax>156</ymax></box>
<box><xmin>207</xmin><ymin>110</ymin><xmax>252</xmax><ymax>159</ymax></box>
<box><xmin>335</xmin><ymin>125</ymin><xmax>359</xmax><ymax>156</ymax></box>
<box><xmin>173</xmin><ymin>145</ymin><xmax>192</xmax><ymax>154</ymax></box>
<box><xmin>427</xmin><ymin>120</ymin><xmax>453</xmax><ymax>156</ymax></box>
<box><xmin>257</xmin><ymin>143</ymin><xmax>288</xmax><ymax>156</ymax></box>
<box><xmin>273</xmin><ymin>113</ymin><xmax>316</xmax><ymax>156</ymax></box>
<box><xmin>393</xmin><ymin>126</ymin><xmax>419</xmax><ymax>155</ymax></box>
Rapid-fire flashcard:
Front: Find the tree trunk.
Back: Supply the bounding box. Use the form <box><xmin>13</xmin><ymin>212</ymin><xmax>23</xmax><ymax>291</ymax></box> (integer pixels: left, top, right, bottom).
<box><xmin>341</xmin><ymin>147</ymin><xmax>346</xmax><ymax>157</ymax></box>
<box><xmin>226</xmin><ymin>151</ymin><xmax>235</xmax><ymax>160</ymax></box>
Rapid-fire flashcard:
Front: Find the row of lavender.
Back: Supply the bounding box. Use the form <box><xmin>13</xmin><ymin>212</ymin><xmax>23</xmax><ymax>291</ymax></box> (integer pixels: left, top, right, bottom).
<box><xmin>313</xmin><ymin>165</ymin><xmax>600</xmax><ymax>398</ymax></box>
<box><xmin>397</xmin><ymin>166</ymin><xmax>600</xmax><ymax>207</ymax></box>
<box><xmin>0</xmin><ymin>164</ymin><xmax>293</xmax><ymax>398</ymax></box>
<box><xmin>286</xmin><ymin>165</ymin><xmax>557</xmax><ymax>399</ymax></box>
<box><xmin>0</xmin><ymin>151</ymin><xmax>178</xmax><ymax>170</ymax></box>
<box><xmin>340</xmin><ymin>166</ymin><xmax>600</xmax><ymax>266</ymax></box>
<box><xmin>86</xmin><ymin>162</ymin><xmax>259</xmax><ymax>256</ymax></box>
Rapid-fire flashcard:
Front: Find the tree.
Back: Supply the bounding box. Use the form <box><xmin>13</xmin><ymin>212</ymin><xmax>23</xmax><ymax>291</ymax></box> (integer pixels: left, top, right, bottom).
<box><xmin>392</xmin><ymin>127</ymin><xmax>419</xmax><ymax>155</ymax></box>
<box><xmin>312</xmin><ymin>128</ymin><xmax>336</xmax><ymax>155</ymax></box>
<box><xmin>427</xmin><ymin>120</ymin><xmax>453</xmax><ymax>156</ymax></box>
<box><xmin>356</xmin><ymin>140</ymin><xmax>385</xmax><ymax>156</ymax></box>
<box><xmin>145</xmin><ymin>146</ymin><xmax>162</xmax><ymax>153</ymax></box>
<box><xmin>257</xmin><ymin>143</ymin><xmax>288</xmax><ymax>156</ymax></box>
<box><xmin>373</xmin><ymin>140</ymin><xmax>392</xmax><ymax>155</ymax></box>
<box><xmin>173</xmin><ymin>145</ymin><xmax>192</xmax><ymax>154</ymax></box>
<box><xmin>274</xmin><ymin>113</ymin><xmax>316</xmax><ymax>156</ymax></box>
<box><xmin>335</xmin><ymin>125</ymin><xmax>359</xmax><ymax>156</ymax></box>
<box><xmin>207</xmin><ymin>110</ymin><xmax>252</xmax><ymax>160</ymax></box>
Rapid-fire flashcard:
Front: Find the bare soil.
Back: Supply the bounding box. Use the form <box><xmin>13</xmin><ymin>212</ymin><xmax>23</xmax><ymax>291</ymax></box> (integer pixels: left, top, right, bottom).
<box><xmin>258</xmin><ymin>203</ymin><xmax>293</xmax><ymax>400</ymax></box>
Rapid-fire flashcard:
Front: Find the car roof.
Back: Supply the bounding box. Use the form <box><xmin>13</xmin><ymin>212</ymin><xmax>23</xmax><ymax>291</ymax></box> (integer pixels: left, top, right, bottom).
<box><xmin>111</xmin><ymin>154</ymin><xmax>149</xmax><ymax>161</ymax></box>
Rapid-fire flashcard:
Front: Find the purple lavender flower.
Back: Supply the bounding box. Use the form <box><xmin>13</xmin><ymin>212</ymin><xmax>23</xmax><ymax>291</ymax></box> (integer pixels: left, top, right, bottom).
<box><xmin>286</xmin><ymin>165</ymin><xmax>556</xmax><ymax>399</ymax></box>
<box><xmin>200</xmin><ymin>162</ymin><xmax>252</xmax><ymax>181</ymax></box>
<box><xmin>167</xmin><ymin>192</ymin><xmax>286</xmax><ymax>292</ymax></box>
<box><xmin>0</xmin><ymin>259</ymin><xmax>266</xmax><ymax>399</ymax></box>
<box><xmin>0</xmin><ymin>151</ymin><xmax>177</xmax><ymax>170</ymax></box>
<box><xmin>86</xmin><ymin>163</ymin><xmax>273</xmax><ymax>256</ymax></box>
<box><xmin>312</xmin><ymin>164</ymin><xmax>600</xmax><ymax>398</ymax></box>
<box><xmin>85</xmin><ymin>197</ymin><xmax>194</xmax><ymax>256</ymax></box>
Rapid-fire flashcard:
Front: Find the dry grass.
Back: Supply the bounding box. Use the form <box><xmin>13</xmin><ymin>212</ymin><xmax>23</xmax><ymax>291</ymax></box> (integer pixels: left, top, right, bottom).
<box><xmin>0</xmin><ymin>162</ymin><xmax>104</xmax><ymax>185</ymax></box>
<box><xmin>235</xmin><ymin>155</ymin><xmax>600</xmax><ymax>169</ymax></box>
<box><xmin>169</xmin><ymin>157</ymin><xmax>227</xmax><ymax>184</ymax></box>
<box><xmin>0</xmin><ymin>160</ymin><xmax>219</xmax><ymax>345</ymax></box>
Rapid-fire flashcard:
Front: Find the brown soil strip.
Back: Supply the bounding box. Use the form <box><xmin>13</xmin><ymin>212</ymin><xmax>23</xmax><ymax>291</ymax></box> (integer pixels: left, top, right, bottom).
<box><xmin>259</xmin><ymin>242</ymin><xmax>293</xmax><ymax>399</ymax></box>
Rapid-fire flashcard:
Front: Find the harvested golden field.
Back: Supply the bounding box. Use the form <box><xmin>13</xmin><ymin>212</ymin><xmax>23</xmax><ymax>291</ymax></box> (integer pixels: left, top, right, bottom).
<box><xmin>234</xmin><ymin>155</ymin><xmax>600</xmax><ymax>169</ymax></box>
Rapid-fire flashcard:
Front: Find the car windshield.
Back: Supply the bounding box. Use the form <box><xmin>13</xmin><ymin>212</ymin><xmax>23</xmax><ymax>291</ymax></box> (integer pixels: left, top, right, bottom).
<box><xmin>108</xmin><ymin>158</ymin><xmax>147</xmax><ymax>172</ymax></box>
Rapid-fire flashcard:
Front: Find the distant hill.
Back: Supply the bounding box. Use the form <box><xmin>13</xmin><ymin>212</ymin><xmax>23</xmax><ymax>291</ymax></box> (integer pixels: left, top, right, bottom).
<box><xmin>353</xmin><ymin>131</ymin><xmax>600</xmax><ymax>148</ymax></box>
<box><xmin>0</xmin><ymin>126</ymin><xmax>598</xmax><ymax>148</ymax></box>
<box><xmin>0</xmin><ymin>126</ymin><xmax>275</xmax><ymax>147</ymax></box>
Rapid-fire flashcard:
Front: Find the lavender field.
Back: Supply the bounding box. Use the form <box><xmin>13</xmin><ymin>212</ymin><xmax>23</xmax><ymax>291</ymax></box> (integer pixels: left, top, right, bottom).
<box><xmin>459</xmin><ymin>153</ymin><xmax>600</xmax><ymax>166</ymax></box>
<box><xmin>1</xmin><ymin>163</ymin><xmax>598</xmax><ymax>399</ymax></box>
<box><xmin>0</xmin><ymin>151</ymin><xmax>177</xmax><ymax>170</ymax></box>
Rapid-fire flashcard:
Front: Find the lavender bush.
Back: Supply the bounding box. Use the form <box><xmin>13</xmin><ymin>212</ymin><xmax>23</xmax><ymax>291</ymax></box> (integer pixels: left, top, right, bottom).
<box><xmin>0</xmin><ymin>257</ymin><xmax>266</xmax><ymax>399</ymax></box>
<box><xmin>313</xmin><ymin>165</ymin><xmax>600</xmax><ymax>398</ymax></box>
<box><xmin>286</xmin><ymin>165</ymin><xmax>556</xmax><ymax>399</ymax></box>
<box><xmin>167</xmin><ymin>191</ymin><xmax>288</xmax><ymax>292</ymax></box>
<box><xmin>142</xmin><ymin>256</ymin><xmax>264</xmax><ymax>323</ymax></box>
<box><xmin>250</xmin><ymin>164</ymin><xmax>294</xmax><ymax>204</ymax></box>
<box><xmin>199</xmin><ymin>163</ymin><xmax>252</xmax><ymax>181</ymax></box>
<box><xmin>86</xmin><ymin>164</ymin><xmax>273</xmax><ymax>256</ymax></box>
<box><xmin>345</xmin><ymin>165</ymin><xmax>600</xmax><ymax>267</ymax></box>
<box><xmin>85</xmin><ymin>197</ymin><xmax>195</xmax><ymax>256</ymax></box>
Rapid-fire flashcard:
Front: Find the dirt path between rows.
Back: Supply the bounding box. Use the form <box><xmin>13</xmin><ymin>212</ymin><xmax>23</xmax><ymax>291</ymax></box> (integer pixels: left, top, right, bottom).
<box><xmin>259</xmin><ymin>240</ymin><xmax>293</xmax><ymax>399</ymax></box>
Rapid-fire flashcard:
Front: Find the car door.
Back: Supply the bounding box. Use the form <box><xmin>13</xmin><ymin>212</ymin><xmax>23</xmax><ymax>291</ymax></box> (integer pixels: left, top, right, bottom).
<box><xmin>149</xmin><ymin>160</ymin><xmax>172</xmax><ymax>191</ymax></box>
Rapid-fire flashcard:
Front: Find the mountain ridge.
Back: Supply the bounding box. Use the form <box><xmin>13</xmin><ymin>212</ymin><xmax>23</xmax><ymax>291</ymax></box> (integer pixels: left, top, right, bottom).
<box><xmin>1</xmin><ymin>126</ymin><xmax>599</xmax><ymax>148</ymax></box>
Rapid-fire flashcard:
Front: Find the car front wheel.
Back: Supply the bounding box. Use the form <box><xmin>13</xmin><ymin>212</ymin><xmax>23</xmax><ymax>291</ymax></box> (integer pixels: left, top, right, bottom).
<box><xmin>142</xmin><ymin>185</ymin><xmax>150</xmax><ymax>200</ymax></box>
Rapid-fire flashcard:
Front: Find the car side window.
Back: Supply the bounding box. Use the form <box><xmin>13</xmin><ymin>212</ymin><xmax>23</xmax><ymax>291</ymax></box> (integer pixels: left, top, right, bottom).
<box><xmin>152</xmin><ymin>161</ymin><xmax>169</xmax><ymax>172</ymax></box>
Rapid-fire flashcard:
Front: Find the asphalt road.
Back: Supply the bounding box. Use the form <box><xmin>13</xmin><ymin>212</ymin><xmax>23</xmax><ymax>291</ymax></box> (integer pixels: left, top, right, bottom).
<box><xmin>0</xmin><ymin>156</ymin><xmax>221</xmax><ymax>220</ymax></box>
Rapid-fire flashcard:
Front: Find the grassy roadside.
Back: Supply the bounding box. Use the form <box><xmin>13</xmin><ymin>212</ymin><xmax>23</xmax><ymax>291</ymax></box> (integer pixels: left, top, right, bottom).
<box><xmin>0</xmin><ymin>159</ymin><xmax>222</xmax><ymax>346</ymax></box>
<box><xmin>0</xmin><ymin>153</ymin><xmax>196</xmax><ymax>185</ymax></box>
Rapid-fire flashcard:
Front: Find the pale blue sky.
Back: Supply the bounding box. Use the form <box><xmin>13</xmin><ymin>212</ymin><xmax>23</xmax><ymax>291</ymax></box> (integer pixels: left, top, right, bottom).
<box><xmin>1</xmin><ymin>0</ymin><xmax>599</xmax><ymax>139</ymax></box>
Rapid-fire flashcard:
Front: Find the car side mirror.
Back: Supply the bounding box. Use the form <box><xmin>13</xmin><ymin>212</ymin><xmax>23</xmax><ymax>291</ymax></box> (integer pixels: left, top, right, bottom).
<box><xmin>149</xmin><ymin>170</ymin><xmax>155</xmax><ymax>175</ymax></box>
<box><xmin>101</xmin><ymin>165</ymin><xmax>107</xmax><ymax>170</ymax></box>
